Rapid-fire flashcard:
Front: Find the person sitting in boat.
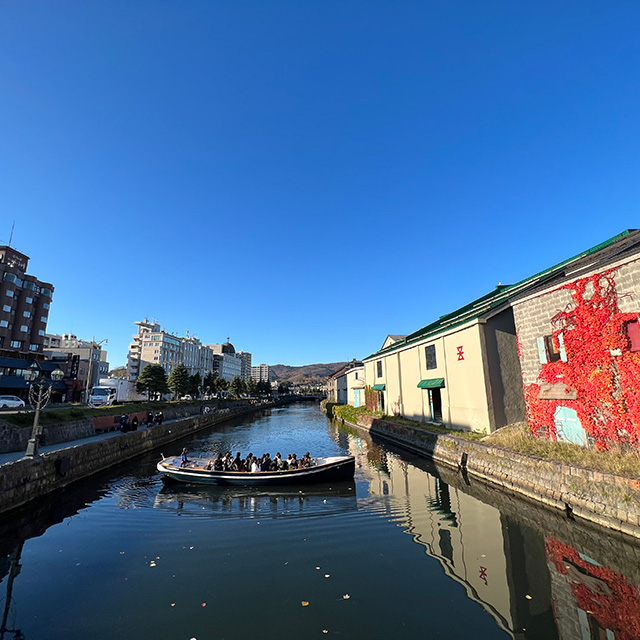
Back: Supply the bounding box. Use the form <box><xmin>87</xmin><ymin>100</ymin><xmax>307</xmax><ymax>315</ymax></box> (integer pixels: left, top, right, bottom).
<box><xmin>213</xmin><ymin>453</ymin><xmax>224</xmax><ymax>471</ymax></box>
<box><xmin>251</xmin><ymin>457</ymin><xmax>260</xmax><ymax>473</ymax></box>
<box><xmin>262</xmin><ymin>453</ymin><xmax>273</xmax><ymax>471</ymax></box>
<box><xmin>244</xmin><ymin>453</ymin><xmax>253</xmax><ymax>471</ymax></box>
<box><xmin>233</xmin><ymin>452</ymin><xmax>242</xmax><ymax>471</ymax></box>
<box><xmin>301</xmin><ymin>452</ymin><xmax>313</xmax><ymax>468</ymax></box>
<box><xmin>289</xmin><ymin>453</ymin><xmax>298</xmax><ymax>469</ymax></box>
<box><xmin>180</xmin><ymin>448</ymin><xmax>189</xmax><ymax>467</ymax></box>
<box><xmin>274</xmin><ymin>453</ymin><xmax>287</xmax><ymax>471</ymax></box>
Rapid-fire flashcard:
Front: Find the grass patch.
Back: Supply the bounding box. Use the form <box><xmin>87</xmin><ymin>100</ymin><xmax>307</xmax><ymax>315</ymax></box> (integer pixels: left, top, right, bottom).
<box><xmin>484</xmin><ymin>422</ymin><xmax>640</xmax><ymax>480</ymax></box>
<box><xmin>331</xmin><ymin>405</ymin><xmax>484</xmax><ymax>440</ymax></box>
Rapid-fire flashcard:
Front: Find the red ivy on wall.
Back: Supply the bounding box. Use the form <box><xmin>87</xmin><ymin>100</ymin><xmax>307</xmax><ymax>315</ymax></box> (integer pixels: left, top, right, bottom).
<box><xmin>524</xmin><ymin>269</ymin><xmax>640</xmax><ymax>449</ymax></box>
<box><xmin>546</xmin><ymin>537</ymin><xmax>640</xmax><ymax>640</ymax></box>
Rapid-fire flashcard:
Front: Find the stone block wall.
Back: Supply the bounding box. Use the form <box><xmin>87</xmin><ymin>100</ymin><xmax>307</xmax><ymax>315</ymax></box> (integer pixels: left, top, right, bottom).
<box><xmin>0</xmin><ymin>402</ymin><xmax>276</xmax><ymax>515</ymax></box>
<box><xmin>353</xmin><ymin>414</ymin><xmax>640</xmax><ymax>538</ymax></box>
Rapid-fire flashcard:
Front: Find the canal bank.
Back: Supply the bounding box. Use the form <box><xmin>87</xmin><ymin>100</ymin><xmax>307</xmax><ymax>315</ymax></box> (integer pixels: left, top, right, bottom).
<box><xmin>0</xmin><ymin>400</ymin><xmax>289</xmax><ymax>515</ymax></box>
<box><xmin>325</xmin><ymin>404</ymin><xmax>640</xmax><ymax>539</ymax></box>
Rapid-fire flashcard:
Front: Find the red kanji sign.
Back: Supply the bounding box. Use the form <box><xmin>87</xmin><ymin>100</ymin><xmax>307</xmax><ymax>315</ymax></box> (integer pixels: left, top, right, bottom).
<box><xmin>457</xmin><ymin>346</ymin><xmax>464</xmax><ymax>361</ymax></box>
<box><xmin>479</xmin><ymin>566</ymin><xmax>488</xmax><ymax>585</ymax></box>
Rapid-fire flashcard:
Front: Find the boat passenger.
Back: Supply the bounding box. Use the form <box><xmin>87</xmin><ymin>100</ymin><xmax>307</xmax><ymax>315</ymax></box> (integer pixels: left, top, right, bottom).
<box><xmin>290</xmin><ymin>453</ymin><xmax>298</xmax><ymax>469</ymax></box>
<box><xmin>234</xmin><ymin>452</ymin><xmax>242</xmax><ymax>471</ymax></box>
<box><xmin>180</xmin><ymin>448</ymin><xmax>189</xmax><ymax>467</ymax></box>
<box><xmin>251</xmin><ymin>458</ymin><xmax>260</xmax><ymax>473</ymax></box>
<box><xmin>262</xmin><ymin>453</ymin><xmax>272</xmax><ymax>471</ymax></box>
<box><xmin>214</xmin><ymin>454</ymin><xmax>224</xmax><ymax>471</ymax></box>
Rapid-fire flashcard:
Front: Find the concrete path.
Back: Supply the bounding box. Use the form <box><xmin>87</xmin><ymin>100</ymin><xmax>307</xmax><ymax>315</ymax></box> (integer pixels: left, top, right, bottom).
<box><xmin>0</xmin><ymin>418</ymin><xmax>182</xmax><ymax>466</ymax></box>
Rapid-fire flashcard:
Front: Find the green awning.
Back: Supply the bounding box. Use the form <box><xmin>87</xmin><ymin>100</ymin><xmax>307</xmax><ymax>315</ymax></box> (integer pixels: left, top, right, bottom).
<box><xmin>372</xmin><ymin>384</ymin><xmax>386</xmax><ymax>391</ymax></box>
<box><xmin>417</xmin><ymin>378</ymin><xmax>445</xmax><ymax>389</ymax></box>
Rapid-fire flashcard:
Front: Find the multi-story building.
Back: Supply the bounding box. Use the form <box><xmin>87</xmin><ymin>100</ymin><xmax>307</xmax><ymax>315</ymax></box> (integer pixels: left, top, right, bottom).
<box><xmin>0</xmin><ymin>246</ymin><xmax>54</xmax><ymax>358</ymax></box>
<box><xmin>128</xmin><ymin>321</ymin><xmax>245</xmax><ymax>383</ymax></box>
<box><xmin>237</xmin><ymin>351</ymin><xmax>252</xmax><ymax>381</ymax></box>
<box><xmin>127</xmin><ymin>319</ymin><xmax>182</xmax><ymax>381</ymax></box>
<box><xmin>43</xmin><ymin>333</ymin><xmax>109</xmax><ymax>392</ymax></box>
<box><xmin>251</xmin><ymin>363</ymin><xmax>271</xmax><ymax>383</ymax></box>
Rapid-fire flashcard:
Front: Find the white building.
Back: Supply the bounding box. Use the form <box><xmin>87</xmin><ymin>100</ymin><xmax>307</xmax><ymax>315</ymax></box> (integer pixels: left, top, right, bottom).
<box><xmin>237</xmin><ymin>351</ymin><xmax>252</xmax><ymax>381</ymax></box>
<box><xmin>251</xmin><ymin>363</ymin><xmax>271</xmax><ymax>383</ymax></box>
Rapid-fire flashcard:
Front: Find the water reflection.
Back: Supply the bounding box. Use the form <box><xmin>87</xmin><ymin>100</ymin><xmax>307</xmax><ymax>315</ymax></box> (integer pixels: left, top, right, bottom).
<box><xmin>153</xmin><ymin>481</ymin><xmax>358</xmax><ymax>519</ymax></box>
<box><xmin>1</xmin><ymin>406</ymin><xmax>640</xmax><ymax>639</ymax></box>
<box><xmin>331</xmin><ymin>420</ymin><xmax>640</xmax><ymax>640</ymax></box>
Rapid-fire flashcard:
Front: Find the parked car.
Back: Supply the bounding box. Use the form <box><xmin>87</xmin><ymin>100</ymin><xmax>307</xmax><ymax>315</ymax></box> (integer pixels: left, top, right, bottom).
<box><xmin>0</xmin><ymin>395</ymin><xmax>26</xmax><ymax>409</ymax></box>
<box><xmin>180</xmin><ymin>394</ymin><xmax>192</xmax><ymax>401</ymax></box>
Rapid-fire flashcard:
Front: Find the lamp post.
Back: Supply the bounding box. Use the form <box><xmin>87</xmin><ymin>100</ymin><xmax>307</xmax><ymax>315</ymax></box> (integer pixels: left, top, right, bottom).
<box><xmin>24</xmin><ymin>362</ymin><xmax>65</xmax><ymax>458</ymax></box>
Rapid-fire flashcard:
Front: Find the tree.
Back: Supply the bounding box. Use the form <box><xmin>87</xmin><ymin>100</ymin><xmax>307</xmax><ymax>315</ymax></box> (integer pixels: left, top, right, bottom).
<box><xmin>188</xmin><ymin>372</ymin><xmax>202</xmax><ymax>398</ymax></box>
<box><xmin>256</xmin><ymin>380</ymin><xmax>271</xmax><ymax>396</ymax></box>
<box><xmin>213</xmin><ymin>377</ymin><xmax>229</xmax><ymax>393</ymax></box>
<box><xmin>278</xmin><ymin>382</ymin><xmax>292</xmax><ymax>395</ymax></box>
<box><xmin>230</xmin><ymin>376</ymin><xmax>246</xmax><ymax>397</ymax></box>
<box><xmin>204</xmin><ymin>371</ymin><xmax>216</xmax><ymax>393</ymax></box>
<box><xmin>168</xmin><ymin>363</ymin><xmax>190</xmax><ymax>399</ymax></box>
<box><xmin>247</xmin><ymin>378</ymin><xmax>258</xmax><ymax>396</ymax></box>
<box><xmin>136</xmin><ymin>364</ymin><xmax>169</xmax><ymax>401</ymax></box>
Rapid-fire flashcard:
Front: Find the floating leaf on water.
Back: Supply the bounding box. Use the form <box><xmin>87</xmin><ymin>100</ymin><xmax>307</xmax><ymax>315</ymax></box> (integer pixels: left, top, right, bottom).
<box><xmin>171</xmin><ymin>603</ymin><xmax>176</xmax><ymax>607</ymax></box>
<box><xmin>301</xmin><ymin>601</ymin><xmax>309</xmax><ymax>607</ymax></box>
<box><xmin>189</xmin><ymin>546</ymin><xmax>194</xmax><ymax>550</ymax></box>
<box><xmin>480</xmin><ymin>554</ymin><xmax>486</xmax><ymax>558</ymax></box>
<box><xmin>202</xmin><ymin>603</ymin><xmax>206</xmax><ymax>607</ymax></box>
<box><xmin>525</xmin><ymin>595</ymin><xmax>532</xmax><ymax>600</ymax></box>
<box><xmin>322</xmin><ymin>630</ymin><xmax>328</xmax><ymax>634</ymax></box>
<box><xmin>324</xmin><ymin>574</ymin><xmax>330</xmax><ymax>578</ymax></box>
<box><xmin>149</xmin><ymin>561</ymin><xmax>157</xmax><ymax>567</ymax></box>
<box><xmin>342</xmin><ymin>594</ymin><xmax>350</xmax><ymax>600</ymax></box>
<box><xmin>316</xmin><ymin>567</ymin><xmax>320</xmax><ymax>570</ymax></box>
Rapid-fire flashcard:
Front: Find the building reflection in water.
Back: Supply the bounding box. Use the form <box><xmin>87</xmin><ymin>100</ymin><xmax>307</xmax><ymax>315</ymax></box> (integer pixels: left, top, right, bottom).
<box><xmin>330</xmin><ymin>420</ymin><xmax>640</xmax><ymax>640</ymax></box>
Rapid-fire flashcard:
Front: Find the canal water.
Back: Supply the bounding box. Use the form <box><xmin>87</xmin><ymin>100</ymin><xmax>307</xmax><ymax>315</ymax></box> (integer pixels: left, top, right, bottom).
<box><xmin>2</xmin><ymin>403</ymin><xmax>640</xmax><ymax>640</ymax></box>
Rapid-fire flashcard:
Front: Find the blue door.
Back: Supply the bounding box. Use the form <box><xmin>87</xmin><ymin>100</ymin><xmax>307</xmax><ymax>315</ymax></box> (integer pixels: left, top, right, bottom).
<box><xmin>353</xmin><ymin>389</ymin><xmax>361</xmax><ymax>407</ymax></box>
<box><xmin>554</xmin><ymin>406</ymin><xmax>585</xmax><ymax>446</ymax></box>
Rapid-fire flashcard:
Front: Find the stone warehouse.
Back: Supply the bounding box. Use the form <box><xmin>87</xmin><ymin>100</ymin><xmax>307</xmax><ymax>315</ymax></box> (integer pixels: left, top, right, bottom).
<box><xmin>357</xmin><ymin>229</ymin><xmax>640</xmax><ymax>440</ymax></box>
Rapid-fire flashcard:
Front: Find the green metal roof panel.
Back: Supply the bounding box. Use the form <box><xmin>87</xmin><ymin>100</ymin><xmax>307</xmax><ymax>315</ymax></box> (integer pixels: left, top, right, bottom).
<box><xmin>417</xmin><ymin>378</ymin><xmax>445</xmax><ymax>389</ymax></box>
<box><xmin>372</xmin><ymin>384</ymin><xmax>385</xmax><ymax>391</ymax></box>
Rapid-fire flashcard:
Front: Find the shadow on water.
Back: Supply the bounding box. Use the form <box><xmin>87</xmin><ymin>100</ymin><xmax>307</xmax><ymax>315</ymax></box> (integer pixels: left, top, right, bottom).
<box><xmin>153</xmin><ymin>480</ymin><xmax>358</xmax><ymax>519</ymax></box>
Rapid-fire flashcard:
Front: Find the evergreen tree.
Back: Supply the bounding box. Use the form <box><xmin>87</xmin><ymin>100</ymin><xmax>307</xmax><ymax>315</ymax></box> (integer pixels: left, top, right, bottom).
<box><xmin>168</xmin><ymin>363</ymin><xmax>190</xmax><ymax>399</ymax></box>
<box><xmin>136</xmin><ymin>364</ymin><xmax>169</xmax><ymax>401</ymax></box>
<box><xmin>204</xmin><ymin>371</ymin><xmax>216</xmax><ymax>393</ymax></box>
<box><xmin>230</xmin><ymin>376</ymin><xmax>245</xmax><ymax>397</ymax></box>
<box><xmin>213</xmin><ymin>377</ymin><xmax>229</xmax><ymax>393</ymax></box>
<box><xmin>188</xmin><ymin>372</ymin><xmax>202</xmax><ymax>397</ymax></box>
<box><xmin>247</xmin><ymin>378</ymin><xmax>258</xmax><ymax>396</ymax></box>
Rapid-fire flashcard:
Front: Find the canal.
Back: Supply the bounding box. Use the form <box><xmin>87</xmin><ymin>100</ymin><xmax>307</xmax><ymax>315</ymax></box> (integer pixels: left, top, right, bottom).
<box><xmin>1</xmin><ymin>402</ymin><xmax>640</xmax><ymax>640</ymax></box>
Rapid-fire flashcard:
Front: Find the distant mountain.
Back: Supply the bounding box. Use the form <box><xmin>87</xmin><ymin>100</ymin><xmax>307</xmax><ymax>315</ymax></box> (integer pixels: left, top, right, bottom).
<box><xmin>270</xmin><ymin>362</ymin><xmax>348</xmax><ymax>384</ymax></box>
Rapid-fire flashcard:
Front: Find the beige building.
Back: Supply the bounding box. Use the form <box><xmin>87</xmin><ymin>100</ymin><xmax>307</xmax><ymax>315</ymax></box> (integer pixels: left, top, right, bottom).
<box><xmin>43</xmin><ymin>333</ymin><xmax>109</xmax><ymax>390</ymax></box>
<box><xmin>363</xmin><ymin>286</ymin><xmax>530</xmax><ymax>434</ymax></box>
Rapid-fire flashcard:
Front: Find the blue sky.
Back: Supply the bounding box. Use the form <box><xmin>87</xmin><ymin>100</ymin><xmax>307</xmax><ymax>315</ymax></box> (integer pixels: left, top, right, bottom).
<box><xmin>2</xmin><ymin>1</ymin><xmax>639</xmax><ymax>368</ymax></box>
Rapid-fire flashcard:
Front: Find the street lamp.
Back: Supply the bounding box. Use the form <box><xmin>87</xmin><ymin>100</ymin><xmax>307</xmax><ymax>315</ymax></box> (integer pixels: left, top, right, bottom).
<box><xmin>24</xmin><ymin>362</ymin><xmax>65</xmax><ymax>458</ymax></box>
<box><xmin>84</xmin><ymin>337</ymin><xmax>108</xmax><ymax>402</ymax></box>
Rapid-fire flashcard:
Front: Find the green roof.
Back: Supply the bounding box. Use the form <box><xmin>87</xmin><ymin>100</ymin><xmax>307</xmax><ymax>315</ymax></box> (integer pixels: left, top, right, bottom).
<box><xmin>417</xmin><ymin>378</ymin><xmax>445</xmax><ymax>389</ymax></box>
<box><xmin>372</xmin><ymin>384</ymin><xmax>385</xmax><ymax>391</ymax></box>
<box><xmin>364</xmin><ymin>229</ymin><xmax>638</xmax><ymax>362</ymax></box>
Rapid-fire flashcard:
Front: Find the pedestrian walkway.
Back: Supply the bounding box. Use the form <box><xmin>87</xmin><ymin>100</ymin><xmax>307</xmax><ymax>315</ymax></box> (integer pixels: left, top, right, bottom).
<box><xmin>0</xmin><ymin>417</ymin><xmax>182</xmax><ymax>466</ymax></box>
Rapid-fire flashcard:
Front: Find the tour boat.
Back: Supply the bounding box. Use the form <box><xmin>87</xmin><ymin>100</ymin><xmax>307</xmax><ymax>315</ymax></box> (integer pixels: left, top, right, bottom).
<box><xmin>156</xmin><ymin>454</ymin><xmax>356</xmax><ymax>486</ymax></box>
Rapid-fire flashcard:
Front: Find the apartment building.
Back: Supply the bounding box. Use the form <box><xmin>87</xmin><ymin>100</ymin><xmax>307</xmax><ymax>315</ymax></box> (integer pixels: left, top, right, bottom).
<box><xmin>237</xmin><ymin>351</ymin><xmax>252</xmax><ymax>381</ymax></box>
<box><xmin>127</xmin><ymin>319</ymin><xmax>182</xmax><ymax>381</ymax></box>
<box><xmin>251</xmin><ymin>363</ymin><xmax>271</xmax><ymax>383</ymax></box>
<box><xmin>0</xmin><ymin>246</ymin><xmax>54</xmax><ymax>358</ymax></box>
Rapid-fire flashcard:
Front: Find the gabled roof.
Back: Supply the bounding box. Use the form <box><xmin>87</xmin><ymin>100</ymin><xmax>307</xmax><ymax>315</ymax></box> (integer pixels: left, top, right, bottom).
<box><xmin>364</xmin><ymin>229</ymin><xmax>640</xmax><ymax>361</ymax></box>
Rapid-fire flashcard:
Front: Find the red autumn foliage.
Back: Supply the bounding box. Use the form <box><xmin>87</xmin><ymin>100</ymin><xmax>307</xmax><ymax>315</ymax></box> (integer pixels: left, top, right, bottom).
<box><xmin>524</xmin><ymin>269</ymin><xmax>640</xmax><ymax>449</ymax></box>
<box><xmin>546</xmin><ymin>537</ymin><xmax>640</xmax><ymax>640</ymax></box>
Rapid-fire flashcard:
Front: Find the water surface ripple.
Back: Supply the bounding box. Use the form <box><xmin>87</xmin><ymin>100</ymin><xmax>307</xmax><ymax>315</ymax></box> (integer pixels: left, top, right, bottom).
<box><xmin>1</xmin><ymin>403</ymin><xmax>640</xmax><ymax>639</ymax></box>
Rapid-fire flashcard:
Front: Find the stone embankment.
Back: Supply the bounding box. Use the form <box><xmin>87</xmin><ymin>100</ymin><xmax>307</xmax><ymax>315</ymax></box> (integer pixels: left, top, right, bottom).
<box><xmin>0</xmin><ymin>405</ymin><xmax>205</xmax><ymax>453</ymax></box>
<box><xmin>330</xmin><ymin>407</ymin><xmax>640</xmax><ymax>539</ymax></box>
<box><xmin>0</xmin><ymin>402</ymin><xmax>277</xmax><ymax>515</ymax></box>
